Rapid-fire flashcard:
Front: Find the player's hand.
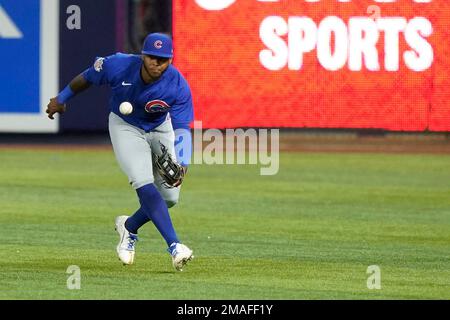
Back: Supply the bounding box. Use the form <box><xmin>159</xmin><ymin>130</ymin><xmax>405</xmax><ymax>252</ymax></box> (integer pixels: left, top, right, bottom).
<box><xmin>46</xmin><ymin>97</ymin><xmax>66</xmax><ymax>120</ymax></box>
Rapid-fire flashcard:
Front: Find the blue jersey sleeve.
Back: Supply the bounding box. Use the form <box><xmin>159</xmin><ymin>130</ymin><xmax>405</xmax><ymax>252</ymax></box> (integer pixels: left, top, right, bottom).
<box><xmin>82</xmin><ymin>55</ymin><xmax>115</xmax><ymax>86</ymax></box>
<box><xmin>170</xmin><ymin>80</ymin><xmax>194</xmax><ymax>129</ymax></box>
<box><xmin>171</xmin><ymin>76</ymin><xmax>194</xmax><ymax>166</ymax></box>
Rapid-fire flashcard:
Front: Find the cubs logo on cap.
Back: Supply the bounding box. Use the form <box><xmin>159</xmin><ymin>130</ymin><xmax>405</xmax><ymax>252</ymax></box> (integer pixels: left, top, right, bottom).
<box><xmin>154</xmin><ymin>40</ymin><xmax>163</xmax><ymax>49</ymax></box>
<box><xmin>142</xmin><ymin>33</ymin><xmax>173</xmax><ymax>58</ymax></box>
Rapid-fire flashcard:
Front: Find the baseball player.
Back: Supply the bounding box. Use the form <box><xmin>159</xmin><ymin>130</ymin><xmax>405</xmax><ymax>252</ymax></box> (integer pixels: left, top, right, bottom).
<box><xmin>46</xmin><ymin>33</ymin><xmax>194</xmax><ymax>271</ymax></box>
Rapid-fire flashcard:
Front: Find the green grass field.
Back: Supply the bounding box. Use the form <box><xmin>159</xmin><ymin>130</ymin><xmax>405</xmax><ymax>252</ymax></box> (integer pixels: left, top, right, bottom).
<box><xmin>0</xmin><ymin>147</ymin><xmax>449</xmax><ymax>299</ymax></box>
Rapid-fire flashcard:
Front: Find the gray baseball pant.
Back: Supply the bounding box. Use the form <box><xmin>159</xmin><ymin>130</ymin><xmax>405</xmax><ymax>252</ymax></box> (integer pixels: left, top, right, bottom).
<box><xmin>108</xmin><ymin>112</ymin><xmax>180</xmax><ymax>208</ymax></box>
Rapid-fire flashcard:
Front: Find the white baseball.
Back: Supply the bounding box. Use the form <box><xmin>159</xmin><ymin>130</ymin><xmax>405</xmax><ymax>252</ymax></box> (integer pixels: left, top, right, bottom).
<box><xmin>119</xmin><ymin>102</ymin><xmax>133</xmax><ymax>115</ymax></box>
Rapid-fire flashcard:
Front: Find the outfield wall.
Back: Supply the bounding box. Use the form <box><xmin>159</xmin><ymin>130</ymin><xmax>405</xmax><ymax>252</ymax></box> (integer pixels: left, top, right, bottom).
<box><xmin>0</xmin><ymin>0</ymin><xmax>59</xmax><ymax>133</ymax></box>
<box><xmin>0</xmin><ymin>0</ymin><xmax>116</xmax><ymax>133</ymax></box>
<box><xmin>173</xmin><ymin>0</ymin><xmax>450</xmax><ymax>131</ymax></box>
<box><xmin>1</xmin><ymin>0</ymin><xmax>449</xmax><ymax>133</ymax></box>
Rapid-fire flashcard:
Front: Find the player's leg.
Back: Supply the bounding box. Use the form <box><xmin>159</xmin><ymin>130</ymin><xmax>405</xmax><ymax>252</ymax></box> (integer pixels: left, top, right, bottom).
<box><xmin>109</xmin><ymin>114</ymin><xmax>177</xmax><ymax>236</ymax></box>
<box><xmin>109</xmin><ymin>112</ymin><xmax>154</xmax><ymax>264</ymax></box>
<box><xmin>109</xmin><ymin>111</ymin><xmax>153</xmax><ymax>234</ymax></box>
<box><xmin>112</xmin><ymin>116</ymin><xmax>183</xmax><ymax>253</ymax></box>
<box><xmin>150</xmin><ymin>118</ymin><xmax>193</xmax><ymax>271</ymax></box>
<box><xmin>110</xmin><ymin>113</ymin><xmax>192</xmax><ymax>270</ymax></box>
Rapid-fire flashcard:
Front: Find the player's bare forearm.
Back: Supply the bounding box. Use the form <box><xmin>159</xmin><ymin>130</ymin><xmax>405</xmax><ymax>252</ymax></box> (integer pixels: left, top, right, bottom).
<box><xmin>46</xmin><ymin>74</ymin><xmax>92</xmax><ymax>120</ymax></box>
<box><xmin>69</xmin><ymin>73</ymin><xmax>92</xmax><ymax>93</ymax></box>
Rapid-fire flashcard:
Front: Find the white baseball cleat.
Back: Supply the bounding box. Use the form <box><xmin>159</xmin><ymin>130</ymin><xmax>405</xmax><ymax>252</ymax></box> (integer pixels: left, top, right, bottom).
<box><xmin>115</xmin><ymin>215</ymin><xmax>138</xmax><ymax>265</ymax></box>
<box><xmin>168</xmin><ymin>242</ymin><xmax>194</xmax><ymax>271</ymax></box>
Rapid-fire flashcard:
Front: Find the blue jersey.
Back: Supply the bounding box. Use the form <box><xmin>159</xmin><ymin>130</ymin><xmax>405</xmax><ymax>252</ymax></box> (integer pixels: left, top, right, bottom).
<box><xmin>83</xmin><ymin>53</ymin><xmax>193</xmax><ymax>132</ymax></box>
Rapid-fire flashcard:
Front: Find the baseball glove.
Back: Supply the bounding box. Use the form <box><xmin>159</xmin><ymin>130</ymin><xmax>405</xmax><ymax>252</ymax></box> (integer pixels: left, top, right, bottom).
<box><xmin>153</xmin><ymin>142</ymin><xmax>186</xmax><ymax>188</ymax></box>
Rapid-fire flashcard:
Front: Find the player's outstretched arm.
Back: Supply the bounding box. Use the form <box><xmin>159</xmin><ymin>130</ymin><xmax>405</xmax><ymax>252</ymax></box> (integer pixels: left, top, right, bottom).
<box><xmin>46</xmin><ymin>73</ymin><xmax>92</xmax><ymax>120</ymax></box>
